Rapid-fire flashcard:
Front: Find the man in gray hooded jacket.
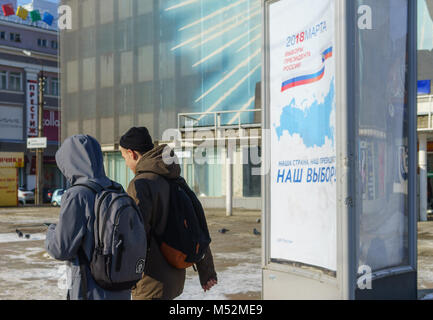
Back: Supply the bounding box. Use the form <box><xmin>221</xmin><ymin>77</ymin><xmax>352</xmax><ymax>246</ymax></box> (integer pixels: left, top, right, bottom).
<box><xmin>45</xmin><ymin>135</ymin><xmax>131</xmax><ymax>300</ymax></box>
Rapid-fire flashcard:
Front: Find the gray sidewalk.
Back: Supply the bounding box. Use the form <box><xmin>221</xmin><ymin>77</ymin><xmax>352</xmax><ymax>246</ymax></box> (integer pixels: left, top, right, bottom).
<box><xmin>417</xmin><ymin>220</ymin><xmax>433</xmax><ymax>299</ymax></box>
<box><xmin>1</xmin><ymin>206</ymin><xmax>433</xmax><ymax>299</ymax></box>
<box><xmin>0</xmin><ymin>206</ymin><xmax>262</xmax><ymax>300</ymax></box>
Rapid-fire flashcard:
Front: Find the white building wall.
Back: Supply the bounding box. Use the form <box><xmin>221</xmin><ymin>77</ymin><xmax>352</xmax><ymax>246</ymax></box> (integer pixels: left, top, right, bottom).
<box><xmin>418</xmin><ymin>95</ymin><xmax>433</xmax><ymax>115</ymax></box>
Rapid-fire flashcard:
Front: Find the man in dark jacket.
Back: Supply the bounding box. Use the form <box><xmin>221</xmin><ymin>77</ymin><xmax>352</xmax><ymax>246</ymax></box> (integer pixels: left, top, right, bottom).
<box><xmin>45</xmin><ymin>135</ymin><xmax>131</xmax><ymax>300</ymax></box>
<box><xmin>119</xmin><ymin>127</ymin><xmax>217</xmax><ymax>300</ymax></box>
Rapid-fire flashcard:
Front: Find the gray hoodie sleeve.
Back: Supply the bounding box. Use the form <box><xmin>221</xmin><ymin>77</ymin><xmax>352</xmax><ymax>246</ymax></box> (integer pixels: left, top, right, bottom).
<box><xmin>45</xmin><ymin>190</ymin><xmax>87</xmax><ymax>261</ymax></box>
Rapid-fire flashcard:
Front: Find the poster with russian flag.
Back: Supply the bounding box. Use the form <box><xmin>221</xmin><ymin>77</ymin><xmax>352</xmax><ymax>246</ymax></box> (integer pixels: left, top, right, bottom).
<box><xmin>281</xmin><ymin>46</ymin><xmax>333</xmax><ymax>92</ymax></box>
<box><xmin>268</xmin><ymin>0</ymin><xmax>337</xmax><ymax>272</ymax></box>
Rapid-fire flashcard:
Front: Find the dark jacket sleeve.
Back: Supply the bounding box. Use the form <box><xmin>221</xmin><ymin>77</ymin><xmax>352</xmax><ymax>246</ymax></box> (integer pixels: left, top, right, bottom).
<box><xmin>45</xmin><ymin>190</ymin><xmax>87</xmax><ymax>261</ymax></box>
<box><xmin>127</xmin><ymin>179</ymin><xmax>153</xmax><ymax>235</ymax></box>
<box><xmin>196</xmin><ymin>246</ymin><xmax>217</xmax><ymax>286</ymax></box>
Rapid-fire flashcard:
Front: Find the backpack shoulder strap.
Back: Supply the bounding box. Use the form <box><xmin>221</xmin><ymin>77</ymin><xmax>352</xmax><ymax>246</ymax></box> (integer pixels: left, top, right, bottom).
<box><xmin>71</xmin><ymin>180</ymin><xmax>107</xmax><ymax>260</ymax></box>
<box><xmin>72</xmin><ymin>180</ymin><xmax>104</xmax><ymax>194</ymax></box>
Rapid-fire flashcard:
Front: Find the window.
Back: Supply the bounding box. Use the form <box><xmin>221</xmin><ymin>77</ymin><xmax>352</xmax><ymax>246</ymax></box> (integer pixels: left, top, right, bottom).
<box><xmin>38</xmin><ymin>38</ymin><xmax>47</xmax><ymax>47</ymax></box>
<box><xmin>0</xmin><ymin>71</ymin><xmax>6</xmax><ymax>89</ymax></box>
<box><xmin>51</xmin><ymin>78</ymin><xmax>59</xmax><ymax>96</ymax></box>
<box><xmin>243</xmin><ymin>147</ymin><xmax>262</xmax><ymax>197</ymax></box>
<box><xmin>418</xmin><ymin>80</ymin><xmax>431</xmax><ymax>95</ymax></box>
<box><xmin>9</xmin><ymin>72</ymin><xmax>22</xmax><ymax>91</ymax></box>
<box><xmin>0</xmin><ymin>32</ymin><xmax>5</xmax><ymax>40</ymax></box>
<box><xmin>10</xmin><ymin>33</ymin><xmax>21</xmax><ymax>42</ymax></box>
<box><xmin>51</xmin><ymin>40</ymin><xmax>58</xmax><ymax>49</ymax></box>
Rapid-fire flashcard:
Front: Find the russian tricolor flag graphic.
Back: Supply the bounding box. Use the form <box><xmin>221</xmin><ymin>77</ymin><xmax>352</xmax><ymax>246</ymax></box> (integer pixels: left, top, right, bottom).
<box><xmin>322</xmin><ymin>47</ymin><xmax>333</xmax><ymax>61</ymax></box>
<box><xmin>281</xmin><ymin>46</ymin><xmax>333</xmax><ymax>92</ymax></box>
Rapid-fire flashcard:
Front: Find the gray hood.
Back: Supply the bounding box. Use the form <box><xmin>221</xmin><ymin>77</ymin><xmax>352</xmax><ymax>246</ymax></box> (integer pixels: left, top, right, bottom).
<box><xmin>56</xmin><ymin>135</ymin><xmax>111</xmax><ymax>186</ymax></box>
<box><xmin>48</xmin><ymin>134</ymin><xmax>130</xmax><ymax>300</ymax></box>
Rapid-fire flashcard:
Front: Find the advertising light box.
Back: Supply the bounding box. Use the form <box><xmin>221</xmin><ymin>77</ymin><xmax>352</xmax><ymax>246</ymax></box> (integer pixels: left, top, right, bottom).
<box><xmin>0</xmin><ymin>168</ymin><xmax>18</xmax><ymax>207</ymax></box>
<box><xmin>268</xmin><ymin>0</ymin><xmax>337</xmax><ymax>272</ymax></box>
<box><xmin>263</xmin><ymin>0</ymin><xmax>417</xmax><ymax>300</ymax></box>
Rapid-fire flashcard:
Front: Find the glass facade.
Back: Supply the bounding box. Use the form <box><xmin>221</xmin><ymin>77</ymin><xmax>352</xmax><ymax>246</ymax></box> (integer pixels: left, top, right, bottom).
<box><xmin>418</xmin><ymin>0</ymin><xmax>433</xmax><ymax>51</ymax></box>
<box><xmin>355</xmin><ymin>0</ymin><xmax>410</xmax><ymax>272</ymax></box>
<box><xmin>418</xmin><ymin>0</ymin><xmax>433</xmax><ymax>83</ymax></box>
<box><xmin>104</xmin><ymin>152</ymin><xmax>135</xmax><ymax>191</ymax></box>
<box><xmin>61</xmin><ymin>0</ymin><xmax>261</xmax><ymax>141</ymax></box>
<box><xmin>418</xmin><ymin>0</ymin><xmax>433</xmax><ymax>211</ymax></box>
<box><xmin>60</xmin><ymin>0</ymin><xmax>262</xmax><ymax>201</ymax></box>
<box><xmin>243</xmin><ymin>146</ymin><xmax>261</xmax><ymax>197</ymax></box>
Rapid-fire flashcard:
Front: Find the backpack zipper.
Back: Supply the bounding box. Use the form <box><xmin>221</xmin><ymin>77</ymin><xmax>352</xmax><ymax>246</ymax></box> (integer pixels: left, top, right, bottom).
<box><xmin>99</xmin><ymin>196</ymin><xmax>134</xmax><ymax>246</ymax></box>
<box><xmin>95</xmin><ymin>190</ymin><xmax>113</xmax><ymax>247</ymax></box>
<box><xmin>114</xmin><ymin>234</ymin><xmax>124</xmax><ymax>272</ymax></box>
<box><xmin>110</xmin><ymin>204</ymin><xmax>143</xmax><ymax>273</ymax></box>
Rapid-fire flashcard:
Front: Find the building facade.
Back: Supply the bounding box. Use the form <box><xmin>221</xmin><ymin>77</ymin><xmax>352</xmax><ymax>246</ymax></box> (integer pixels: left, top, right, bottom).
<box><xmin>0</xmin><ymin>0</ymin><xmax>61</xmax><ymax>192</ymax></box>
<box><xmin>418</xmin><ymin>0</ymin><xmax>433</xmax><ymax>220</ymax></box>
<box><xmin>60</xmin><ymin>0</ymin><xmax>262</xmax><ymax>209</ymax></box>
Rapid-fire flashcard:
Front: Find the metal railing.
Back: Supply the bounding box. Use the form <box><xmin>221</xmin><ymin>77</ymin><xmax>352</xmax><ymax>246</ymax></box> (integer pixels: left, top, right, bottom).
<box><xmin>178</xmin><ymin>109</ymin><xmax>262</xmax><ymax>133</ymax></box>
<box><xmin>0</xmin><ymin>14</ymin><xmax>58</xmax><ymax>32</ymax></box>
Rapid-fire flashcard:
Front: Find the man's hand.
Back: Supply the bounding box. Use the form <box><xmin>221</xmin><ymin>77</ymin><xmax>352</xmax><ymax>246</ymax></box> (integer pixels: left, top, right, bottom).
<box><xmin>202</xmin><ymin>278</ymin><xmax>217</xmax><ymax>292</ymax></box>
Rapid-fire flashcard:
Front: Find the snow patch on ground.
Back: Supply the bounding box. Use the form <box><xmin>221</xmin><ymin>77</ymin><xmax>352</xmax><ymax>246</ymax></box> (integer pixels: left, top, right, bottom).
<box><xmin>177</xmin><ymin>249</ymin><xmax>261</xmax><ymax>300</ymax></box>
<box><xmin>176</xmin><ymin>262</ymin><xmax>261</xmax><ymax>300</ymax></box>
<box><xmin>421</xmin><ymin>293</ymin><xmax>433</xmax><ymax>300</ymax></box>
<box><xmin>0</xmin><ymin>235</ymin><xmax>262</xmax><ymax>300</ymax></box>
<box><xmin>0</xmin><ymin>233</ymin><xmax>46</xmax><ymax>243</ymax></box>
<box><xmin>0</xmin><ymin>243</ymin><xmax>66</xmax><ymax>299</ymax></box>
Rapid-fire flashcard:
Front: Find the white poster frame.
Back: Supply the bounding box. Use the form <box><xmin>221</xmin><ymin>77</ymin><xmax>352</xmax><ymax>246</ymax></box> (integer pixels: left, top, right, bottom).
<box><xmin>266</xmin><ymin>0</ymin><xmax>338</xmax><ymax>273</ymax></box>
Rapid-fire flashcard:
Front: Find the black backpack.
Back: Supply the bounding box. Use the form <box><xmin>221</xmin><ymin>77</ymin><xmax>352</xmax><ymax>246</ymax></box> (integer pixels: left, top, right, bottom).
<box><xmin>140</xmin><ymin>173</ymin><xmax>211</xmax><ymax>269</ymax></box>
<box><xmin>74</xmin><ymin>180</ymin><xmax>147</xmax><ymax>294</ymax></box>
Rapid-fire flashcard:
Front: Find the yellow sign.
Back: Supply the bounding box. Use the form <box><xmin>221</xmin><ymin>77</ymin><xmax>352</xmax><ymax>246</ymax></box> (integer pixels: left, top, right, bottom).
<box><xmin>0</xmin><ymin>152</ymin><xmax>24</xmax><ymax>168</ymax></box>
<box><xmin>0</xmin><ymin>168</ymin><xmax>18</xmax><ymax>207</ymax></box>
<box><xmin>16</xmin><ymin>6</ymin><xmax>29</xmax><ymax>20</ymax></box>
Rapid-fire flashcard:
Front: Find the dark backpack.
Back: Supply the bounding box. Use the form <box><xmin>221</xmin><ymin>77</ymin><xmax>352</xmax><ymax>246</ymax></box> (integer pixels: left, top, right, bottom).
<box><xmin>140</xmin><ymin>172</ymin><xmax>211</xmax><ymax>269</ymax></box>
<box><xmin>74</xmin><ymin>180</ymin><xmax>147</xmax><ymax>293</ymax></box>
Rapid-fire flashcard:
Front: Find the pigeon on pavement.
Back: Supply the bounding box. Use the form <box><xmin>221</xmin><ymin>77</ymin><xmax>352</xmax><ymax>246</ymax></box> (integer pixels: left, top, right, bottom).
<box><xmin>218</xmin><ymin>228</ymin><xmax>229</xmax><ymax>234</ymax></box>
<box><xmin>15</xmin><ymin>229</ymin><xmax>23</xmax><ymax>238</ymax></box>
<box><xmin>253</xmin><ymin>228</ymin><xmax>261</xmax><ymax>236</ymax></box>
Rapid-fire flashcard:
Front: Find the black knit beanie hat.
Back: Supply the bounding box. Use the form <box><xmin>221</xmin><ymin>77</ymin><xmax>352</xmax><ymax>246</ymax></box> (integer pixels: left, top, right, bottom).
<box><xmin>119</xmin><ymin>127</ymin><xmax>154</xmax><ymax>153</ymax></box>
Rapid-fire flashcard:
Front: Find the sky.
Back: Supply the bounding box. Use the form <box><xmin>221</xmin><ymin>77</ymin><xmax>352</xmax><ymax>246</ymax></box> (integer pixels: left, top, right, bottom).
<box><xmin>17</xmin><ymin>0</ymin><xmax>59</xmax><ymax>5</ymax></box>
